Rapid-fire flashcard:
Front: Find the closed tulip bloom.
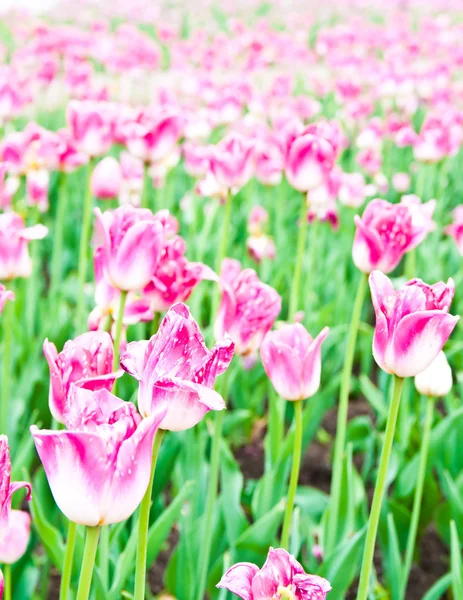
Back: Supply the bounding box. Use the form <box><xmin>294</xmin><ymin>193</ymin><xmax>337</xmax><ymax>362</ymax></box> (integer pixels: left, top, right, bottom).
<box><xmin>0</xmin><ymin>510</ymin><xmax>30</xmax><ymax>564</ymax></box>
<box><xmin>0</xmin><ymin>436</ymin><xmax>31</xmax><ymax>539</ymax></box>
<box><xmin>0</xmin><ymin>284</ymin><xmax>14</xmax><ymax>315</ymax></box>
<box><xmin>217</xmin><ymin>547</ymin><xmax>331</xmax><ymax>600</ymax></box>
<box><xmin>43</xmin><ymin>331</ymin><xmax>120</xmax><ymax>424</ymax></box>
<box><xmin>94</xmin><ymin>205</ymin><xmax>164</xmax><ymax>291</ymax></box>
<box><xmin>285</xmin><ymin>133</ymin><xmax>336</xmax><ymax>192</ymax></box>
<box><xmin>31</xmin><ymin>387</ymin><xmax>167</xmax><ymax>526</ymax></box>
<box><xmin>215</xmin><ymin>259</ymin><xmax>282</xmax><ymax>357</ymax></box>
<box><xmin>208</xmin><ymin>134</ymin><xmax>255</xmax><ymax>191</ymax></box>
<box><xmin>261</xmin><ymin>324</ymin><xmax>329</xmax><ymax>400</ymax></box>
<box><xmin>369</xmin><ymin>271</ymin><xmax>459</xmax><ymax>378</ymax></box>
<box><xmin>414</xmin><ymin>351</ymin><xmax>453</xmax><ymax>397</ymax></box>
<box><xmin>353</xmin><ymin>199</ymin><xmax>429</xmax><ymax>274</ymax></box>
<box><xmin>121</xmin><ymin>303</ymin><xmax>234</xmax><ymax>431</ymax></box>
<box><xmin>90</xmin><ymin>156</ymin><xmax>122</xmax><ymax>200</ymax></box>
<box><xmin>0</xmin><ymin>212</ymin><xmax>48</xmax><ymax>280</ymax></box>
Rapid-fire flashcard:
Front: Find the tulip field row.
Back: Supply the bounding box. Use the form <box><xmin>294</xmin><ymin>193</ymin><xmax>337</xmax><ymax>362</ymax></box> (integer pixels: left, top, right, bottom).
<box><xmin>1</xmin><ymin>2</ymin><xmax>463</xmax><ymax>600</ymax></box>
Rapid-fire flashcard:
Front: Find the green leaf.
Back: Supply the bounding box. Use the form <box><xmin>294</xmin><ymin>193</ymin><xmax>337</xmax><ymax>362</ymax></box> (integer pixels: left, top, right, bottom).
<box><xmin>386</xmin><ymin>513</ymin><xmax>403</xmax><ymax>600</ymax></box>
<box><xmin>234</xmin><ymin>500</ymin><xmax>285</xmax><ymax>563</ymax></box>
<box><xmin>30</xmin><ymin>489</ymin><xmax>65</xmax><ymax>571</ymax></box>
<box><xmin>421</xmin><ymin>573</ymin><xmax>452</xmax><ymax>600</ymax></box>
<box><xmin>219</xmin><ymin>440</ymin><xmax>248</xmax><ymax>546</ymax></box>
<box><xmin>450</xmin><ymin>520</ymin><xmax>463</xmax><ymax>599</ymax></box>
<box><xmin>359</xmin><ymin>374</ymin><xmax>387</xmax><ymax>419</ymax></box>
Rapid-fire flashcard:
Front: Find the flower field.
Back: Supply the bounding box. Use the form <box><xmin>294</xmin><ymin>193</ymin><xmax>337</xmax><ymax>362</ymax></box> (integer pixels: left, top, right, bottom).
<box><xmin>0</xmin><ymin>1</ymin><xmax>463</xmax><ymax>599</ymax></box>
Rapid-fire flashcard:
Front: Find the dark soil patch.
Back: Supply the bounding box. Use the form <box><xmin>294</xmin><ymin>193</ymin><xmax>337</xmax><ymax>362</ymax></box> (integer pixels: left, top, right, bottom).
<box><xmin>147</xmin><ymin>528</ymin><xmax>179</xmax><ymax>595</ymax></box>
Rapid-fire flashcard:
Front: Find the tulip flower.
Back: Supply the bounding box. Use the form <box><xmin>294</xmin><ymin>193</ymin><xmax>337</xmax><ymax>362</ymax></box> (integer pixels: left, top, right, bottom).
<box><xmin>246</xmin><ymin>234</ymin><xmax>276</xmax><ymax>264</ymax></box>
<box><xmin>0</xmin><ymin>509</ymin><xmax>30</xmax><ymax>564</ymax></box>
<box><xmin>444</xmin><ymin>205</ymin><xmax>463</xmax><ymax>255</ymax></box>
<box><xmin>0</xmin><ymin>436</ymin><xmax>31</xmax><ymax>538</ymax></box>
<box><xmin>369</xmin><ymin>270</ymin><xmax>459</xmax><ymax>378</ymax></box>
<box><xmin>124</xmin><ymin>110</ymin><xmax>182</xmax><ymax>164</ymax></box>
<box><xmin>285</xmin><ymin>132</ymin><xmax>336</xmax><ymax>192</ymax></box>
<box><xmin>66</xmin><ymin>100</ymin><xmax>114</xmax><ymax>157</ymax></box>
<box><xmin>31</xmin><ymin>387</ymin><xmax>167</xmax><ymax>526</ymax></box>
<box><xmin>214</xmin><ymin>259</ymin><xmax>281</xmax><ymax>358</ymax></box>
<box><xmin>121</xmin><ymin>303</ymin><xmax>234</xmax><ymax>431</ymax></box>
<box><xmin>90</xmin><ymin>156</ymin><xmax>122</xmax><ymax>200</ymax></box>
<box><xmin>261</xmin><ymin>323</ymin><xmax>329</xmax><ymax>400</ymax></box>
<box><xmin>0</xmin><ymin>285</ymin><xmax>14</xmax><ymax>315</ymax></box>
<box><xmin>119</xmin><ymin>151</ymin><xmax>144</xmax><ymax>206</ymax></box>
<box><xmin>414</xmin><ymin>351</ymin><xmax>452</xmax><ymax>398</ymax></box>
<box><xmin>94</xmin><ymin>205</ymin><xmax>164</xmax><ymax>291</ymax></box>
<box><xmin>217</xmin><ymin>547</ymin><xmax>331</xmax><ymax>599</ymax></box>
<box><xmin>0</xmin><ymin>212</ymin><xmax>48</xmax><ymax>280</ymax></box>
<box><xmin>208</xmin><ymin>134</ymin><xmax>255</xmax><ymax>191</ymax></box>
<box><xmin>0</xmin><ymin>569</ymin><xmax>3</xmax><ymax>599</ymax></box>
<box><xmin>26</xmin><ymin>168</ymin><xmax>50</xmax><ymax>212</ymax></box>
<box><xmin>352</xmin><ymin>198</ymin><xmax>433</xmax><ymax>275</ymax></box>
<box><xmin>247</xmin><ymin>205</ymin><xmax>269</xmax><ymax>236</ymax></box>
<box><xmin>43</xmin><ymin>331</ymin><xmax>120</xmax><ymax>424</ymax></box>
<box><xmin>143</xmin><ymin>236</ymin><xmax>217</xmax><ymax>313</ymax></box>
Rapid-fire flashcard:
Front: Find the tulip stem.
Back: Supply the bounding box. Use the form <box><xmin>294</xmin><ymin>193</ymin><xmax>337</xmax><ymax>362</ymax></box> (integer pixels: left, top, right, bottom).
<box><xmin>404</xmin><ymin>249</ymin><xmax>416</xmax><ymax>280</ymax></box>
<box><xmin>51</xmin><ymin>171</ymin><xmax>68</xmax><ymax>301</ymax></box>
<box><xmin>288</xmin><ymin>193</ymin><xmax>308</xmax><ymax>321</ymax></box>
<box><xmin>112</xmin><ymin>290</ymin><xmax>128</xmax><ymax>371</ymax></box>
<box><xmin>356</xmin><ymin>375</ymin><xmax>405</xmax><ymax>600</ymax></box>
<box><xmin>4</xmin><ymin>564</ymin><xmax>11</xmax><ymax>600</ymax></box>
<box><xmin>281</xmin><ymin>399</ymin><xmax>303</xmax><ymax>549</ymax></box>
<box><xmin>400</xmin><ymin>395</ymin><xmax>434</xmax><ymax>600</ymax></box>
<box><xmin>59</xmin><ymin>520</ymin><xmax>77</xmax><ymax>600</ymax></box>
<box><xmin>197</xmin><ymin>410</ymin><xmax>224</xmax><ymax>600</ymax></box>
<box><xmin>76</xmin><ymin>158</ymin><xmax>94</xmax><ymax>332</ymax></box>
<box><xmin>76</xmin><ymin>526</ymin><xmax>100</xmax><ymax>600</ymax></box>
<box><xmin>1</xmin><ymin>294</ymin><xmax>13</xmax><ymax>434</ymax></box>
<box><xmin>210</xmin><ymin>191</ymin><xmax>232</xmax><ymax>335</ymax></box>
<box><xmin>141</xmin><ymin>163</ymin><xmax>150</xmax><ymax>210</ymax></box>
<box><xmin>134</xmin><ymin>429</ymin><xmax>165</xmax><ymax>600</ymax></box>
<box><xmin>326</xmin><ymin>272</ymin><xmax>368</xmax><ymax>554</ymax></box>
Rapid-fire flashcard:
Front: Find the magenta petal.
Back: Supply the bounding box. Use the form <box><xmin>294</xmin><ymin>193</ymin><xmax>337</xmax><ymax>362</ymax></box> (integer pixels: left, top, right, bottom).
<box><xmin>216</xmin><ymin>562</ymin><xmax>259</xmax><ymax>600</ymax></box>
<box><xmin>352</xmin><ymin>215</ymin><xmax>384</xmax><ymax>272</ymax></box>
<box><xmin>301</xmin><ymin>326</ymin><xmax>329</xmax><ymax>399</ymax></box>
<box><xmin>105</xmin><ymin>406</ymin><xmax>166</xmax><ymax>525</ymax></box>
<box><xmin>390</xmin><ymin>311</ymin><xmax>459</xmax><ymax>377</ymax></box>
<box><xmin>260</xmin><ymin>337</ymin><xmax>303</xmax><ymax>400</ymax></box>
<box><xmin>0</xmin><ymin>509</ymin><xmax>30</xmax><ymax>564</ymax></box>
<box><xmin>120</xmin><ymin>340</ymin><xmax>149</xmax><ymax>381</ymax></box>
<box><xmin>31</xmin><ymin>427</ymin><xmax>109</xmax><ymax>526</ymax></box>
<box><xmin>43</xmin><ymin>339</ymin><xmax>66</xmax><ymax>424</ymax></box>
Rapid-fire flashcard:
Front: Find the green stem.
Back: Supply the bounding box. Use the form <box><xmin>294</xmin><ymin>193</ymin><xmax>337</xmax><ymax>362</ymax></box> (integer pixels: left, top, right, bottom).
<box><xmin>141</xmin><ymin>163</ymin><xmax>150</xmax><ymax>210</ymax></box>
<box><xmin>51</xmin><ymin>172</ymin><xmax>68</xmax><ymax>300</ymax></box>
<box><xmin>4</xmin><ymin>564</ymin><xmax>11</xmax><ymax>600</ymax></box>
<box><xmin>210</xmin><ymin>192</ymin><xmax>232</xmax><ymax>331</ymax></box>
<box><xmin>326</xmin><ymin>272</ymin><xmax>368</xmax><ymax>554</ymax></box>
<box><xmin>76</xmin><ymin>159</ymin><xmax>94</xmax><ymax>332</ymax></box>
<box><xmin>76</xmin><ymin>526</ymin><xmax>100</xmax><ymax>600</ymax></box>
<box><xmin>404</xmin><ymin>249</ymin><xmax>416</xmax><ymax>281</ymax></box>
<box><xmin>1</xmin><ymin>293</ymin><xmax>13</xmax><ymax>434</ymax></box>
<box><xmin>134</xmin><ymin>429</ymin><xmax>165</xmax><ymax>600</ymax></box>
<box><xmin>98</xmin><ymin>526</ymin><xmax>110</xmax><ymax>598</ymax></box>
<box><xmin>304</xmin><ymin>220</ymin><xmax>319</xmax><ymax>321</ymax></box>
<box><xmin>281</xmin><ymin>399</ymin><xmax>303</xmax><ymax>548</ymax></box>
<box><xmin>356</xmin><ymin>375</ymin><xmax>405</xmax><ymax>600</ymax></box>
<box><xmin>112</xmin><ymin>291</ymin><xmax>127</xmax><ymax>371</ymax></box>
<box><xmin>400</xmin><ymin>395</ymin><xmax>434</xmax><ymax>600</ymax></box>
<box><xmin>59</xmin><ymin>521</ymin><xmax>77</xmax><ymax>600</ymax></box>
<box><xmin>288</xmin><ymin>193</ymin><xmax>308</xmax><ymax>321</ymax></box>
<box><xmin>197</xmin><ymin>368</ymin><xmax>232</xmax><ymax>599</ymax></box>
<box><xmin>151</xmin><ymin>311</ymin><xmax>161</xmax><ymax>337</ymax></box>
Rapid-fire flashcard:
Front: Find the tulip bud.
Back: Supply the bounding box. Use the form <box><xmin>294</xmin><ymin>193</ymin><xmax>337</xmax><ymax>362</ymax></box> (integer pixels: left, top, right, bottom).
<box><xmin>91</xmin><ymin>157</ymin><xmax>122</xmax><ymax>200</ymax></box>
<box><xmin>414</xmin><ymin>351</ymin><xmax>452</xmax><ymax>397</ymax></box>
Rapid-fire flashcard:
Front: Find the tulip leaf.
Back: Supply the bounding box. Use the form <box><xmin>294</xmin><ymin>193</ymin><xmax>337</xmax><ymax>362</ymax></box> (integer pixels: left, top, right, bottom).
<box><xmin>422</xmin><ymin>573</ymin><xmax>452</xmax><ymax>600</ymax></box>
<box><xmin>30</xmin><ymin>491</ymin><xmax>65</xmax><ymax>572</ymax></box>
<box><xmin>219</xmin><ymin>439</ymin><xmax>248</xmax><ymax>545</ymax></box>
<box><xmin>450</xmin><ymin>520</ymin><xmax>463</xmax><ymax>599</ymax></box>
<box><xmin>386</xmin><ymin>512</ymin><xmax>403</xmax><ymax>600</ymax></box>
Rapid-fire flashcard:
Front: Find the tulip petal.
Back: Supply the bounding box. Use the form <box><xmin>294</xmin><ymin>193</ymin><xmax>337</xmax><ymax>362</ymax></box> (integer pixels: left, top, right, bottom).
<box><xmin>31</xmin><ymin>426</ymin><xmax>109</xmax><ymax>526</ymax></box>
<box><xmin>19</xmin><ymin>224</ymin><xmax>48</xmax><ymax>240</ymax></box>
<box><xmin>390</xmin><ymin>311</ymin><xmax>459</xmax><ymax>377</ymax></box>
<box><xmin>301</xmin><ymin>326</ymin><xmax>329</xmax><ymax>398</ymax></box>
<box><xmin>353</xmin><ymin>215</ymin><xmax>384</xmax><ymax>271</ymax></box>
<box><xmin>216</xmin><ymin>562</ymin><xmax>259</xmax><ymax>600</ymax></box>
<box><xmin>0</xmin><ymin>510</ymin><xmax>30</xmax><ymax>564</ymax></box>
<box><xmin>121</xmin><ymin>340</ymin><xmax>150</xmax><ymax>381</ymax></box>
<box><xmin>104</xmin><ymin>406</ymin><xmax>167</xmax><ymax>525</ymax></box>
<box><xmin>260</xmin><ymin>337</ymin><xmax>304</xmax><ymax>400</ymax></box>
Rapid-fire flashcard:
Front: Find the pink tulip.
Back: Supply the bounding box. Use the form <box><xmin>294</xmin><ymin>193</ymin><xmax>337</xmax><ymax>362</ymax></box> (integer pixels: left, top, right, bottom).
<box><xmin>0</xmin><ymin>285</ymin><xmax>14</xmax><ymax>315</ymax></box>
<box><xmin>285</xmin><ymin>132</ymin><xmax>336</xmax><ymax>192</ymax></box>
<box><xmin>119</xmin><ymin>152</ymin><xmax>144</xmax><ymax>206</ymax></box>
<box><xmin>88</xmin><ymin>247</ymin><xmax>153</xmax><ymax>332</ymax></box>
<box><xmin>143</xmin><ymin>236</ymin><xmax>217</xmax><ymax>313</ymax></box>
<box><xmin>261</xmin><ymin>324</ymin><xmax>329</xmax><ymax>400</ymax></box>
<box><xmin>392</xmin><ymin>173</ymin><xmax>411</xmax><ymax>193</ymax></box>
<box><xmin>0</xmin><ymin>212</ymin><xmax>48</xmax><ymax>280</ymax></box>
<box><xmin>247</xmin><ymin>235</ymin><xmax>276</xmax><ymax>264</ymax></box>
<box><xmin>254</xmin><ymin>137</ymin><xmax>285</xmax><ymax>186</ymax></box>
<box><xmin>0</xmin><ymin>510</ymin><xmax>30</xmax><ymax>564</ymax></box>
<box><xmin>183</xmin><ymin>142</ymin><xmax>210</xmax><ymax>178</ymax></box>
<box><xmin>90</xmin><ymin>156</ymin><xmax>122</xmax><ymax>200</ymax></box>
<box><xmin>208</xmin><ymin>134</ymin><xmax>255</xmax><ymax>191</ymax></box>
<box><xmin>215</xmin><ymin>259</ymin><xmax>281</xmax><ymax>357</ymax></box>
<box><xmin>444</xmin><ymin>206</ymin><xmax>463</xmax><ymax>255</ymax></box>
<box><xmin>124</xmin><ymin>110</ymin><xmax>182</xmax><ymax>164</ymax></box>
<box><xmin>217</xmin><ymin>547</ymin><xmax>331</xmax><ymax>600</ymax></box>
<box><xmin>0</xmin><ymin>436</ymin><xmax>31</xmax><ymax>539</ymax></box>
<box><xmin>43</xmin><ymin>331</ymin><xmax>120</xmax><ymax>424</ymax></box>
<box><xmin>66</xmin><ymin>100</ymin><xmax>114</xmax><ymax>157</ymax></box>
<box><xmin>121</xmin><ymin>303</ymin><xmax>234</xmax><ymax>431</ymax></box>
<box><xmin>352</xmin><ymin>198</ymin><xmax>430</xmax><ymax>275</ymax></box>
<box><xmin>338</xmin><ymin>172</ymin><xmax>367</xmax><ymax>208</ymax></box>
<box><xmin>400</xmin><ymin>194</ymin><xmax>436</xmax><ymax>236</ymax></box>
<box><xmin>31</xmin><ymin>387</ymin><xmax>167</xmax><ymax>526</ymax></box>
<box><xmin>369</xmin><ymin>270</ymin><xmax>459</xmax><ymax>378</ymax></box>
<box><xmin>26</xmin><ymin>168</ymin><xmax>50</xmax><ymax>212</ymax></box>
<box><xmin>0</xmin><ymin>569</ymin><xmax>3</xmax><ymax>599</ymax></box>
<box><xmin>56</xmin><ymin>129</ymin><xmax>87</xmax><ymax>173</ymax></box>
<box><xmin>94</xmin><ymin>205</ymin><xmax>164</xmax><ymax>291</ymax></box>
<box><xmin>247</xmin><ymin>206</ymin><xmax>269</xmax><ymax>236</ymax></box>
